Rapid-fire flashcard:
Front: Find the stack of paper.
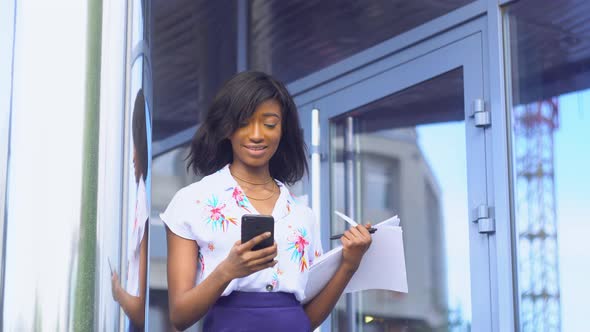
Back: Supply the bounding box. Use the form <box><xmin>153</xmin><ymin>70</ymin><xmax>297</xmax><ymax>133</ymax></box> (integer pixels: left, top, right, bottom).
<box><xmin>303</xmin><ymin>214</ymin><xmax>407</xmax><ymax>304</ymax></box>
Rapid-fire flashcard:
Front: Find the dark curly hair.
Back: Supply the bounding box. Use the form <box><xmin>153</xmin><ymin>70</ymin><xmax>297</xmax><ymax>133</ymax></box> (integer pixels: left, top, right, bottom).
<box><xmin>187</xmin><ymin>71</ymin><xmax>308</xmax><ymax>185</ymax></box>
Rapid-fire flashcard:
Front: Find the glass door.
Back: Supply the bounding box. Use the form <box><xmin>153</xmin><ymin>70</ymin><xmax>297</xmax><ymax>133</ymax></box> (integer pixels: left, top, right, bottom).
<box><xmin>306</xmin><ymin>32</ymin><xmax>492</xmax><ymax>332</ymax></box>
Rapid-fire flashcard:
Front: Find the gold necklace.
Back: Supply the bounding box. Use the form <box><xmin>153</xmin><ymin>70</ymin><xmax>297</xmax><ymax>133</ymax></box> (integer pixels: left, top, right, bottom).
<box><xmin>231</xmin><ymin>171</ymin><xmax>273</xmax><ymax>185</ymax></box>
<box><xmin>245</xmin><ymin>185</ymin><xmax>277</xmax><ymax>201</ymax></box>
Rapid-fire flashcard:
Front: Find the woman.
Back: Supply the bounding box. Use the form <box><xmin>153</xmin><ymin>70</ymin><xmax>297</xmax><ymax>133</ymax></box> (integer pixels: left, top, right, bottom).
<box><xmin>111</xmin><ymin>89</ymin><xmax>149</xmax><ymax>330</ymax></box>
<box><xmin>161</xmin><ymin>71</ymin><xmax>372</xmax><ymax>331</ymax></box>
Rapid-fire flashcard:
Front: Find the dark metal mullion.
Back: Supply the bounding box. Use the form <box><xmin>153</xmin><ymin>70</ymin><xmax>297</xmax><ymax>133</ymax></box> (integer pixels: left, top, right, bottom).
<box><xmin>237</xmin><ymin>0</ymin><xmax>248</xmax><ymax>72</ymax></box>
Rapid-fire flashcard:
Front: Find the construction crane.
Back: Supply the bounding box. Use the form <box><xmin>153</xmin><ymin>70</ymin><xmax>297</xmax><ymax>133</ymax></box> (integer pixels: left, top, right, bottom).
<box><xmin>514</xmin><ymin>97</ymin><xmax>561</xmax><ymax>332</ymax></box>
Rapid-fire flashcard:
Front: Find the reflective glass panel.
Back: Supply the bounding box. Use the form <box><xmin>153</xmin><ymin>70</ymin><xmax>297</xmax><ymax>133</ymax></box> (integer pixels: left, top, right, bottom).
<box><xmin>249</xmin><ymin>0</ymin><xmax>474</xmax><ymax>83</ymax></box>
<box><xmin>330</xmin><ymin>69</ymin><xmax>473</xmax><ymax>331</ymax></box>
<box><xmin>150</xmin><ymin>0</ymin><xmax>237</xmax><ymax>141</ymax></box>
<box><xmin>3</xmin><ymin>2</ymin><xmax>95</xmax><ymax>330</ymax></box>
<box><xmin>505</xmin><ymin>1</ymin><xmax>590</xmax><ymax>331</ymax></box>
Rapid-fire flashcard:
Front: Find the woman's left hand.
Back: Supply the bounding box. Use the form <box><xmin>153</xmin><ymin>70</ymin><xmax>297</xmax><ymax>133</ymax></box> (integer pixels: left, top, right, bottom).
<box><xmin>340</xmin><ymin>223</ymin><xmax>372</xmax><ymax>273</ymax></box>
<box><xmin>111</xmin><ymin>271</ymin><xmax>122</xmax><ymax>303</ymax></box>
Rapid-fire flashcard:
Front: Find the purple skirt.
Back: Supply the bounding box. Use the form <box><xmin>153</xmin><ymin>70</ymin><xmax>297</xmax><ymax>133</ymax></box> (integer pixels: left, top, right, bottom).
<box><xmin>203</xmin><ymin>291</ymin><xmax>312</xmax><ymax>332</ymax></box>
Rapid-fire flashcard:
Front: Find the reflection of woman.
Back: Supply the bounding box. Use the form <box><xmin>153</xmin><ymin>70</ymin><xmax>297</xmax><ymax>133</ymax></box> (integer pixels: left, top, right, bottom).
<box><xmin>161</xmin><ymin>71</ymin><xmax>372</xmax><ymax>331</ymax></box>
<box><xmin>111</xmin><ymin>89</ymin><xmax>149</xmax><ymax>330</ymax></box>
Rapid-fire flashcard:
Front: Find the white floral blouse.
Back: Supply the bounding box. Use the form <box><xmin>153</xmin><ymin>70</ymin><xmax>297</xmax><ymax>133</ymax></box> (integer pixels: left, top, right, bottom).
<box><xmin>160</xmin><ymin>164</ymin><xmax>323</xmax><ymax>302</ymax></box>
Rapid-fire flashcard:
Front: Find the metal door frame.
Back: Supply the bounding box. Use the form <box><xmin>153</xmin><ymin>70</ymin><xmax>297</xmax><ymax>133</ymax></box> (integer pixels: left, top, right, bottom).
<box><xmin>296</xmin><ymin>17</ymin><xmax>494</xmax><ymax>332</ymax></box>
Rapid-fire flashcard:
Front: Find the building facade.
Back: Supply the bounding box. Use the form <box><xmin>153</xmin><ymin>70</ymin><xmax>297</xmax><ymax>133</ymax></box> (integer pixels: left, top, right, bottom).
<box><xmin>1</xmin><ymin>0</ymin><xmax>589</xmax><ymax>331</ymax></box>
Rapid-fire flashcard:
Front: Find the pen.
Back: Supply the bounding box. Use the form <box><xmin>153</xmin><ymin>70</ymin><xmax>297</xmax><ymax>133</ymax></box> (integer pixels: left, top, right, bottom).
<box><xmin>334</xmin><ymin>210</ymin><xmax>358</xmax><ymax>227</ymax></box>
<box><xmin>330</xmin><ymin>227</ymin><xmax>378</xmax><ymax>240</ymax></box>
<box><xmin>107</xmin><ymin>257</ymin><xmax>113</xmax><ymax>275</ymax></box>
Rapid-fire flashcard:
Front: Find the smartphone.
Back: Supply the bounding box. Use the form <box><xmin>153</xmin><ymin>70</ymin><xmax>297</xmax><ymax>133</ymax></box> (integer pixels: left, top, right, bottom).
<box><xmin>241</xmin><ymin>214</ymin><xmax>274</xmax><ymax>251</ymax></box>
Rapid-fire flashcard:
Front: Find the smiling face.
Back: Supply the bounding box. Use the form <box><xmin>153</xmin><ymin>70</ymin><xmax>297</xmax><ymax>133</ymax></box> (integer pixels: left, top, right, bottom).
<box><xmin>229</xmin><ymin>99</ymin><xmax>282</xmax><ymax>171</ymax></box>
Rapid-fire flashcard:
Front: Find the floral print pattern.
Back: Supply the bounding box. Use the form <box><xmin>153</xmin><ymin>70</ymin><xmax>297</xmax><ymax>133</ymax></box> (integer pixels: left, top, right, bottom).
<box><xmin>314</xmin><ymin>250</ymin><xmax>322</xmax><ymax>259</ymax></box>
<box><xmin>286</xmin><ymin>227</ymin><xmax>310</xmax><ymax>272</ymax></box>
<box><xmin>271</xmin><ymin>270</ymin><xmax>279</xmax><ymax>289</ymax></box>
<box><xmin>205</xmin><ymin>195</ymin><xmax>237</xmax><ymax>232</ymax></box>
<box><xmin>227</xmin><ymin>186</ymin><xmax>252</xmax><ymax>213</ymax></box>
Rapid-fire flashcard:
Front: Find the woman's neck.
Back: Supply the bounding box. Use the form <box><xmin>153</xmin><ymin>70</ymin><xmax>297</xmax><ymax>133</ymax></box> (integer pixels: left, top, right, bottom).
<box><xmin>229</xmin><ymin>162</ymin><xmax>272</xmax><ymax>183</ymax></box>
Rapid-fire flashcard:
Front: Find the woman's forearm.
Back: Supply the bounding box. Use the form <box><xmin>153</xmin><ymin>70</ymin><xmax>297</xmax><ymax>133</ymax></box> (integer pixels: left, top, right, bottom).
<box><xmin>303</xmin><ymin>263</ymin><xmax>356</xmax><ymax>329</ymax></box>
<box><xmin>116</xmin><ymin>290</ymin><xmax>145</xmax><ymax>328</ymax></box>
<box><xmin>169</xmin><ymin>266</ymin><xmax>233</xmax><ymax>331</ymax></box>
<box><xmin>117</xmin><ymin>230</ymin><xmax>148</xmax><ymax>328</ymax></box>
<box><xmin>166</xmin><ymin>230</ymin><xmax>278</xmax><ymax>330</ymax></box>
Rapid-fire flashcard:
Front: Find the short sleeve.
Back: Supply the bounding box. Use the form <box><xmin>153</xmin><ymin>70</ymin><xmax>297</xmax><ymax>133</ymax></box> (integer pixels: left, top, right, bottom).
<box><xmin>135</xmin><ymin>178</ymin><xmax>149</xmax><ymax>228</ymax></box>
<box><xmin>159</xmin><ymin>188</ymin><xmax>197</xmax><ymax>240</ymax></box>
<box><xmin>308</xmin><ymin>208</ymin><xmax>324</xmax><ymax>266</ymax></box>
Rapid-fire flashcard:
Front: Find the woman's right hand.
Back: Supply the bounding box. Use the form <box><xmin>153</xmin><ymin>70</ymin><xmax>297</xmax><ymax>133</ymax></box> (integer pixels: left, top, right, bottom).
<box><xmin>217</xmin><ymin>232</ymin><xmax>278</xmax><ymax>281</ymax></box>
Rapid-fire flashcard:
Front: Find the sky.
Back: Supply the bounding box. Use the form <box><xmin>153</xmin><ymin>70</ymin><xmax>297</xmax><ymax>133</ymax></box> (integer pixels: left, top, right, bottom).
<box><xmin>552</xmin><ymin>90</ymin><xmax>590</xmax><ymax>332</ymax></box>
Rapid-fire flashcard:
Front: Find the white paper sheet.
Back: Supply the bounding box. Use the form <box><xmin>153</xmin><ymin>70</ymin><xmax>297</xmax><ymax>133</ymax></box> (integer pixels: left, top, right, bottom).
<box><xmin>303</xmin><ymin>215</ymin><xmax>407</xmax><ymax>304</ymax></box>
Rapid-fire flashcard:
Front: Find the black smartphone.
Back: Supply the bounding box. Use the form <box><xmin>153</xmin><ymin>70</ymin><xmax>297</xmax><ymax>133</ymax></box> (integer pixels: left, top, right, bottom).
<box><xmin>241</xmin><ymin>214</ymin><xmax>274</xmax><ymax>251</ymax></box>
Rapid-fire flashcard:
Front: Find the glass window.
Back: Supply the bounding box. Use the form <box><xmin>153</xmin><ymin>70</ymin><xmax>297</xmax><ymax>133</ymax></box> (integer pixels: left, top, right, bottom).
<box><xmin>249</xmin><ymin>0</ymin><xmax>474</xmax><ymax>83</ymax></box>
<box><xmin>505</xmin><ymin>1</ymin><xmax>590</xmax><ymax>331</ymax></box>
<box><xmin>150</xmin><ymin>1</ymin><xmax>237</xmax><ymax>141</ymax></box>
<box><xmin>132</xmin><ymin>0</ymin><xmax>144</xmax><ymax>46</ymax></box>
